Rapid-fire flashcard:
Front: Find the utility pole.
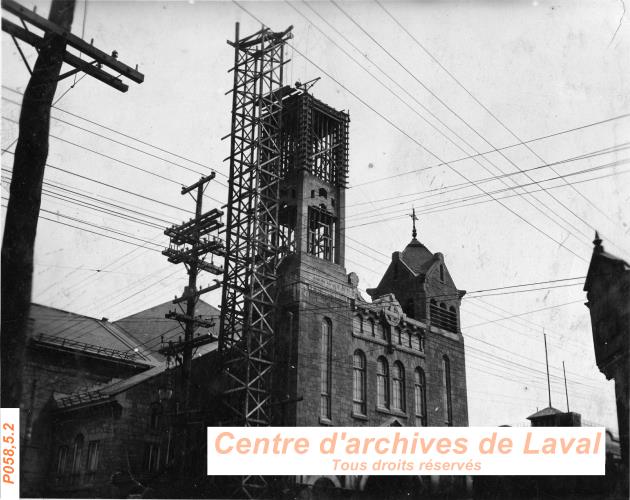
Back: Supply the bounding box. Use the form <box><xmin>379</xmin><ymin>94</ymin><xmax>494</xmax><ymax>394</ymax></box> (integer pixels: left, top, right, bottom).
<box><xmin>160</xmin><ymin>173</ymin><xmax>224</xmax><ymax>410</ymax></box>
<box><xmin>562</xmin><ymin>361</ymin><xmax>570</xmax><ymax>413</ymax></box>
<box><xmin>543</xmin><ymin>330</ymin><xmax>552</xmax><ymax>408</ymax></box>
<box><xmin>0</xmin><ymin>0</ymin><xmax>143</xmax><ymax>408</ymax></box>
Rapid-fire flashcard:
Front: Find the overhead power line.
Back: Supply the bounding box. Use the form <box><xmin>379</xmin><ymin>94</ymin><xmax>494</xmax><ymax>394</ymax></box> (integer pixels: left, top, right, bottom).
<box><xmin>374</xmin><ymin>0</ymin><xmax>622</xmax><ymax>228</ymax></box>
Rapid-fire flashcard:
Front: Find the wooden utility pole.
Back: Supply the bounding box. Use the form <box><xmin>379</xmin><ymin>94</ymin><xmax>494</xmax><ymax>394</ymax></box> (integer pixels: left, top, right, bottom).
<box><xmin>160</xmin><ymin>174</ymin><xmax>224</xmax><ymax>410</ymax></box>
<box><xmin>0</xmin><ymin>0</ymin><xmax>143</xmax><ymax>408</ymax></box>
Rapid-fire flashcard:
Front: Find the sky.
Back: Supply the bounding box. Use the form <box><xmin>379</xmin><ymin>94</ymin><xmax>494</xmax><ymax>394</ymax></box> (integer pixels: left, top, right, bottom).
<box><xmin>2</xmin><ymin>0</ymin><xmax>629</xmax><ymax>429</ymax></box>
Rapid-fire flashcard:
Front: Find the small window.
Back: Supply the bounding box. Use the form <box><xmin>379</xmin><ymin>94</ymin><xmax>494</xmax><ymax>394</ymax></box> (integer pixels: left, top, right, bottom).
<box><xmin>331</xmin><ymin>198</ymin><xmax>335</xmax><ymax>207</ymax></box>
<box><xmin>375</xmin><ymin>321</ymin><xmax>386</xmax><ymax>341</ymax></box>
<box><xmin>318</xmin><ymin>187</ymin><xmax>328</xmax><ymax>198</ymax></box>
<box><xmin>394</xmin><ymin>327</ymin><xmax>401</xmax><ymax>344</ymax></box>
<box><xmin>354</xmin><ymin>315</ymin><xmax>363</xmax><ymax>335</ymax></box>
<box><xmin>369</xmin><ymin>318</ymin><xmax>375</xmax><ymax>337</ymax></box>
<box><xmin>411</xmin><ymin>332</ymin><xmax>420</xmax><ymax>350</ymax></box>
<box><xmin>402</xmin><ymin>329</ymin><xmax>411</xmax><ymax>348</ymax></box>
<box><xmin>376</xmin><ymin>357</ymin><xmax>390</xmax><ymax>409</ymax></box>
<box><xmin>439</xmin><ymin>264</ymin><xmax>445</xmax><ymax>282</ymax></box>
<box><xmin>311</xmin><ymin>189</ymin><xmax>315</xmax><ymax>198</ymax></box>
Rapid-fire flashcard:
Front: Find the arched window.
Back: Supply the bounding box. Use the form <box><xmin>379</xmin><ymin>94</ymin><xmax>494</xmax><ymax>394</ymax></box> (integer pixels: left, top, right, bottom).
<box><xmin>439</xmin><ymin>264</ymin><xmax>445</xmax><ymax>282</ymax></box>
<box><xmin>448</xmin><ymin>306</ymin><xmax>458</xmax><ymax>332</ymax></box>
<box><xmin>442</xmin><ymin>355</ymin><xmax>453</xmax><ymax>426</ymax></box>
<box><xmin>353</xmin><ymin>350</ymin><xmax>367</xmax><ymax>415</ymax></box>
<box><xmin>56</xmin><ymin>445</ymin><xmax>69</xmax><ymax>476</ymax></box>
<box><xmin>392</xmin><ymin>362</ymin><xmax>405</xmax><ymax>411</ymax></box>
<box><xmin>376</xmin><ymin>357</ymin><xmax>390</xmax><ymax>409</ymax></box>
<box><xmin>320</xmin><ymin>318</ymin><xmax>332</xmax><ymax>420</ymax></box>
<box><xmin>414</xmin><ymin>368</ymin><xmax>427</xmax><ymax>426</ymax></box>
<box><xmin>71</xmin><ymin>433</ymin><xmax>84</xmax><ymax>483</ymax></box>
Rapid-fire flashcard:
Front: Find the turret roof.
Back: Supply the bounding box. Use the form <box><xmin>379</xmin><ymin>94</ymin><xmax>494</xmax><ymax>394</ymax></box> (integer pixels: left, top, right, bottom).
<box><xmin>400</xmin><ymin>238</ymin><xmax>435</xmax><ymax>275</ymax></box>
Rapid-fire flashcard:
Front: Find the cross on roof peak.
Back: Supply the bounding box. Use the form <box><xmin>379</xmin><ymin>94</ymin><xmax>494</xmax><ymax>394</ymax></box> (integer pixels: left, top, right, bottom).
<box><xmin>409</xmin><ymin>207</ymin><xmax>418</xmax><ymax>239</ymax></box>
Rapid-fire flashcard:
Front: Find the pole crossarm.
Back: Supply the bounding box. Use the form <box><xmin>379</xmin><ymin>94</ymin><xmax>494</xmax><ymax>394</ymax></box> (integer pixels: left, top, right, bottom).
<box><xmin>172</xmin><ymin>280</ymin><xmax>222</xmax><ymax>304</ymax></box>
<box><xmin>2</xmin><ymin>0</ymin><xmax>144</xmax><ymax>83</ymax></box>
<box><xmin>1</xmin><ymin>18</ymin><xmax>129</xmax><ymax>92</ymax></box>
<box><xmin>158</xmin><ymin>334</ymin><xmax>217</xmax><ymax>357</ymax></box>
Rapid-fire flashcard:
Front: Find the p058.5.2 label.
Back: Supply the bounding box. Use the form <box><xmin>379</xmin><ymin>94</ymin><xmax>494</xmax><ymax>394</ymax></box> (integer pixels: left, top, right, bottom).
<box><xmin>1</xmin><ymin>408</ymin><xmax>19</xmax><ymax>499</ymax></box>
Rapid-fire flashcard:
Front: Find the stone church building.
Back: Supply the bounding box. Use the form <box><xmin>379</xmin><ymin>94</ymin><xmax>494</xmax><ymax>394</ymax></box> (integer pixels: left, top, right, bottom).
<box><xmin>18</xmin><ymin>91</ymin><xmax>469</xmax><ymax>499</ymax></box>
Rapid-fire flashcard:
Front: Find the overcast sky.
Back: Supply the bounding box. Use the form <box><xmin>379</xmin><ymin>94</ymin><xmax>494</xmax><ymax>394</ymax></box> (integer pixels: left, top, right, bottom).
<box><xmin>2</xmin><ymin>0</ymin><xmax>629</xmax><ymax>429</ymax></box>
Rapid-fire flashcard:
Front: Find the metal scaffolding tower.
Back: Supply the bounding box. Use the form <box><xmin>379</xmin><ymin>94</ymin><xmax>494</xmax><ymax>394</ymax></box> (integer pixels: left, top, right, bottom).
<box><xmin>218</xmin><ymin>22</ymin><xmax>292</xmax><ymax>497</ymax></box>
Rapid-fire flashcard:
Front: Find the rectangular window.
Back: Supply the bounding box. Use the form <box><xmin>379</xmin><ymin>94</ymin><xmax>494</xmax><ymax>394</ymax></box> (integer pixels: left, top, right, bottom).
<box><xmin>307</xmin><ymin>206</ymin><xmax>336</xmax><ymax>262</ymax></box>
<box><xmin>411</xmin><ymin>333</ymin><xmax>420</xmax><ymax>350</ymax></box>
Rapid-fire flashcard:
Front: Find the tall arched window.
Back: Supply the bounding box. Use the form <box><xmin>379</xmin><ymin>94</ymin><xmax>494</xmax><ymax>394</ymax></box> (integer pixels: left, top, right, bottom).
<box><xmin>376</xmin><ymin>357</ymin><xmax>389</xmax><ymax>409</ymax></box>
<box><xmin>56</xmin><ymin>445</ymin><xmax>69</xmax><ymax>476</ymax></box>
<box><xmin>353</xmin><ymin>350</ymin><xmax>366</xmax><ymax>415</ymax></box>
<box><xmin>392</xmin><ymin>362</ymin><xmax>405</xmax><ymax>411</ymax></box>
<box><xmin>71</xmin><ymin>433</ymin><xmax>84</xmax><ymax>483</ymax></box>
<box><xmin>320</xmin><ymin>318</ymin><xmax>332</xmax><ymax>420</ymax></box>
<box><xmin>442</xmin><ymin>355</ymin><xmax>453</xmax><ymax>426</ymax></box>
<box><xmin>414</xmin><ymin>368</ymin><xmax>427</xmax><ymax>426</ymax></box>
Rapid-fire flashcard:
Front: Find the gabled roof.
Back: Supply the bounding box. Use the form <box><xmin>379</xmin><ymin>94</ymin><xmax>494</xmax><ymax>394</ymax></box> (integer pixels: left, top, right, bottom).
<box><xmin>400</xmin><ymin>238</ymin><xmax>435</xmax><ymax>276</ymax></box>
<box><xmin>29</xmin><ymin>303</ymin><xmax>157</xmax><ymax>364</ymax></box>
<box><xmin>55</xmin><ymin>342</ymin><xmax>219</xmax><ymax>410</ymax></box>
<box><xmin>114</xmin><ymin>299</ymin><xmax>220</xmax><ymax>360</ymax></box>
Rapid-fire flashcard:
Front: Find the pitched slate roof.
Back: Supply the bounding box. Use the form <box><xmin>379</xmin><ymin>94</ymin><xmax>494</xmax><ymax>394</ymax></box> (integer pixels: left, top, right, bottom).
<box><xmin>55</xmin><ymin>342</ymin><xmax>218</xmax><ymax>410</ymax></box>
<box><xmin>400</xmin><ymin>238</ymin><xmax>436</xmax><ymax>275</ymax></box>
<box><xmin>114</xmin><ymin>299</ymin><xmax>220</xmax><ymax>360</ymax></box>
<box><xmin>29</xmin><ymin>303</ymin><xmax>157</xmax><ymax>364</ymax></box>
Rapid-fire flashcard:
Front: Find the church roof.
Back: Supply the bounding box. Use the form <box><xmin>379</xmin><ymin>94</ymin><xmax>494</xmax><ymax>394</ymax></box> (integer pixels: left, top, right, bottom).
<box><xmin>400</xmin><ymin>238</ymin><xmax>435</xmax><ymax>275</ymax></box>
<box><xmin>114</xmin><ymin>299</ymin><xmax>220</xmax><ymax>360</ymax></box>
<box><xmin>527</xmin><ymin>406</ymin><xmax>563</xmax><ymax>420</ymax></box>
<box><xmin>584</xmin><ymin>232</ymin><xmax>630</xmax><ymax>292</ymax></box>
<box><xmin>28</xmin><ymin>303</ymin><xmax>157</xmax><ymax>365</ymax></box>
